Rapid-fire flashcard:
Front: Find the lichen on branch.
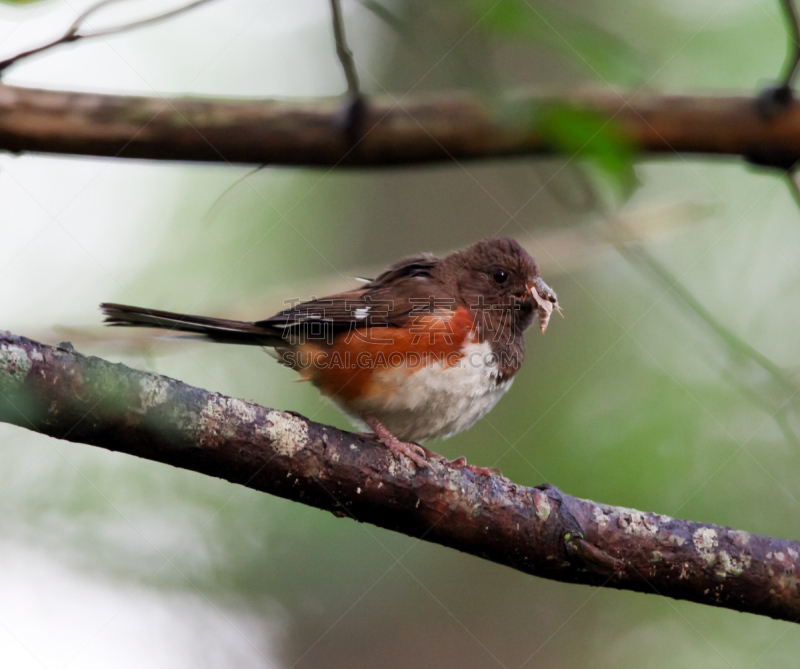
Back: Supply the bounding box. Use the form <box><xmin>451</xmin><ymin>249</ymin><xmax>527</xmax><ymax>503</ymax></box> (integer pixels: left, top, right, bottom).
<box><xmin>1</xmin><ymin>330</ymin><xmax>799</xmax><ymax>622</ymax></box>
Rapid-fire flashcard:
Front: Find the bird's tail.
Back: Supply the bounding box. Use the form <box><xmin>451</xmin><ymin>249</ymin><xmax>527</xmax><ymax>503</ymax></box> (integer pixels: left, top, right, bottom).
<box><xmin>100</xmin><ymin>303</ymin><xmax>284</xmax><ymax>346</ymax></box>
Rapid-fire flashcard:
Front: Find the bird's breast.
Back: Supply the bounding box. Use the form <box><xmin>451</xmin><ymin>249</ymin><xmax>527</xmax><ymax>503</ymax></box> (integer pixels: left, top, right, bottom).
<box><xmin>292</xmin><ymin>306</ymin><xmax>516</xmax><ymax>442</ymax></box>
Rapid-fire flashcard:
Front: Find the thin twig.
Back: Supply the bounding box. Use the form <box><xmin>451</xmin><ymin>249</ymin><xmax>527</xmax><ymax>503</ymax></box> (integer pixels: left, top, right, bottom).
<box><xmin>787</xmin><ymin>171</ymin><xmax>800</xmax><ymax>209</ymax></box>
<box><xmin>618</xmin><ymin>242</ymin><xmax>799</xmax><ymax>410</ymax></box>
<box><xmin>0</xmin><ymin>0</ymin><xmax>219</xmax><ymax>74</ymax></box>
<box><xmin>329</xmin><ymin>0</ymin><xmax>361</xmax><ymax>98</ymax></box>
<box><xmin>328</xmin><ymin>0</ymin><xmax>366</xmax><ymax>146</ymax></box>
<box><xmin>202</xmin><ymin>165</ymin><xmax>267</xmax><ymax>225</ymax></box>
<box><xmin>780</xmin><ymin>0</ymin><xmax>800</xmax><ymax>90</ymax></box>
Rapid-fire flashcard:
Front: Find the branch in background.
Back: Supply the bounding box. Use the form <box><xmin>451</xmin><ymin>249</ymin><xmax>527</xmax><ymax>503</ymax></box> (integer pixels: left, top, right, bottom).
<box><xmin>328</xmin><ymin>0</ymin><xmax>366</xmax><ymax>146</ymax></box>
<box><xmin>618</xmin><ymin>243</ymin><xmax>795</xmax><ymax>395</ymax></box>
<box><xmin>5</xmin><ymin>85</ymin><xmax>800</xmax><ymax>167</ymax></box>
<box><xmin>616</xmin><ymin>241</ymin><xmax>800</xmax><ymax>447</ymax></box>
<box><xmin>329</xmin><ymin>0</ymin><xmax>361</xmax><ymax>98</ymax></box>
<box><xmin>787</xmin><ymin>170</ymin><xmax>800</xmax><ymax>209</ymax></box>
<box><xmin>780</xmin><ymin>0</ymin><xmax>800</xmax><ymax>90</ymax></box>
<box><xmin>1</xmin><ymin>330</ymin><xmax>799</xmax><ymax>622</ymax></box>
<box><xmin>0</xmin><ymin>0</ymin><xmax>218</xmax><ymax>74</ymax></box>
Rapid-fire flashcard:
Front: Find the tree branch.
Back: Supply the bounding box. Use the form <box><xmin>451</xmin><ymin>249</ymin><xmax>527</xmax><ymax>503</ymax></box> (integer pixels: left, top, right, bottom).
<box><xmin>780</xmin><ymin>0</ymin><xmax>800</xmax><ymax>90</ymax></box>
<box><xmin>329</xmin><ymin>0</ymin><xmax>361</xmax><ymax>99</ymax></box>
<box><xmin>3</xmin><ymin>84</ymin><xmax>800</xmax><ymax>167</ymax></box>
<box><xmin>1</xmin><ymin>330</ymin><xmax>799</xmax><ymax>622</ymax></box>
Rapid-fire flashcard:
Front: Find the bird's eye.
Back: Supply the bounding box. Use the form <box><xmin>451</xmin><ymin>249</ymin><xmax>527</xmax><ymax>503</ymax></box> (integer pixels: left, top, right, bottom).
<box><xmin>492</xmin><ymin>268</ymin><xmax>509</xmax><ymax>284</ymax></box>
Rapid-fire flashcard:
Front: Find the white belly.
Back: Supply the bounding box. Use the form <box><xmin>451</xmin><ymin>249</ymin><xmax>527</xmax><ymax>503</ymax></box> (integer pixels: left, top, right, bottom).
<box><xmin>336</xmin><ymin>340</ymin><xmax>514</xmax><ymax>443</ymax></box>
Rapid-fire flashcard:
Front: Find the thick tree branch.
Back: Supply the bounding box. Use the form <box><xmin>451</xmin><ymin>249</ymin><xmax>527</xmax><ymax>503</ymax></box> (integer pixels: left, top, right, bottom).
<box><xmin>2</xmin><ymin>84</ymin><xmax>800</xmax><ymax>167</ymax></box>
<box><xmin>1</xmin><ymin>330</ymin><xmax>799</xmax><ymax>622</ymax></box>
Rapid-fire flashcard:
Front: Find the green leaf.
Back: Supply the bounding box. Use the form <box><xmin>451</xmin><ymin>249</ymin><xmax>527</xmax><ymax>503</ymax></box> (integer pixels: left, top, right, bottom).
<box><xmin>536</xmin><ymin>104</ymin><xmax>638</xmax><ymax>196</ymax></box>
<box><xmin>470</xmin><ymin>0</ymin><xmax>643</xmax><ymax>85</ymax></box>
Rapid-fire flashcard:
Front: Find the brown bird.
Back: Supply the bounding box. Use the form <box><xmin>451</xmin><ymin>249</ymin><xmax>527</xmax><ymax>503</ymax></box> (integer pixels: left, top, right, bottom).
<box><xmin>102</xmin><ymin>237</ymin><xmax>559</xmax><ymax>474</ymax></box>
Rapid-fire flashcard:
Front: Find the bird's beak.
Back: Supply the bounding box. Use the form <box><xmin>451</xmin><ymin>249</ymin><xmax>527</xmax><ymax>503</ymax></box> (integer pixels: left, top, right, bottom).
<box><xmin>529</xmin><ymin>277</ymin><xmax>561</xmax><ymax>333</ymax></box>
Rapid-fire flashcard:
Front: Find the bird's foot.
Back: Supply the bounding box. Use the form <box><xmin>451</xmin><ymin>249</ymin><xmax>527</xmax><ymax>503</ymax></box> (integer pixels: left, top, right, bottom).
<box><xmin>448</xmin><ymin>456</ymin><xmax>502</xmax><ymax>477</ymax></box>
<box><xmin>417</xmin><ymin>445</ymin><xmax>449</xmax><ymax>463</ymax></box>
<box><xmin>363</xmin><ymin>415</ymin><xmax>429</xmax><ymax>469</ymax></box>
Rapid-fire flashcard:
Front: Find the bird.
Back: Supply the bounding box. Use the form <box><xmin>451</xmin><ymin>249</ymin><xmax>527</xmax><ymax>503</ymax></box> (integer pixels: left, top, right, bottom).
<box><xmin>101</xmin><ymin>237</ymin><xmax>559</xmax><ymax>474</ymax></box>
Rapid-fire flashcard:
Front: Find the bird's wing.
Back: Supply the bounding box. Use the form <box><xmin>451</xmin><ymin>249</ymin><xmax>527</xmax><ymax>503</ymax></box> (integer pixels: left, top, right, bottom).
<box><xmin>255</xmin><ymin>253</ymin><xmax>457</xmax><ymax>338</ymax></box>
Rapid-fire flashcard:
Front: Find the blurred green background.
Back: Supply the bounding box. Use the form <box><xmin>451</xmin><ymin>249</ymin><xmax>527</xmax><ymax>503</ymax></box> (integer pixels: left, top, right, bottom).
<box><xmin>2</xmin><ymin>0</ymin><xmax>800</xmax><ymax>666</ymax></box>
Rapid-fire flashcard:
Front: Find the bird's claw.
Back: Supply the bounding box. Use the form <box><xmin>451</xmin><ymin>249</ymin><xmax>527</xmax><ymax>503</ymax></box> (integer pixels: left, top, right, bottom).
<box><xmin>386</xmin><ymin>440</ymin><xmax>430</xmax><ymax>469</ymax></box>
<box><xmin>448</xmin><ymin>456</ymin><xmax>502</xmax><ymax>477</ymax></box>
<box><xmin>363</xmin><ymin>415</ymin><xmax>430</xmax><ymax>469</ymax></box>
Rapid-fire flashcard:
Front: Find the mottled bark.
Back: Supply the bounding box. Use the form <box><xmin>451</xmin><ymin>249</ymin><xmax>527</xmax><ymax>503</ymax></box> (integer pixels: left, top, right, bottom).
<box><xmin>0</xmin><ymin>83</ymin><xmax>799</xmax><ymax>168</ymax></box>
<box><xmin>1</xmin><ymin>330</ymin><xmax>799</xmax><ymax>622</ymax></box>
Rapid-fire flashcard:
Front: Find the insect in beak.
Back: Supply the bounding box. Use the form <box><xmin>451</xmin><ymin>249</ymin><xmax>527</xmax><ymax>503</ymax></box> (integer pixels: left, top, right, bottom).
<box><xmin>530</xmin><ymin>277</ymin><xmax>562</xmax><ymax>333</ymax></box>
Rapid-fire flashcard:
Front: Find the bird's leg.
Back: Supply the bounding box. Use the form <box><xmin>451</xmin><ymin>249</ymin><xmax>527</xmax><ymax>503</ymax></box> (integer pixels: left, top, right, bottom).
<box><xmin>360</xmin><ymin>417</ymin><xmax>493</xmax><ymax>474</ymax></box>
<box><xmin>416</xmin><ymin>444</ymin><xmax>449</xmax><ymax>463</ymax></box>
<box><xmin>362</xmin><ymin>415</ymin><xmax>430</xmax><ymax>469</ymax></box>
<box><xmin>448</xmin><ymin>456</ymin><xmax>502</xmax><ymax>477</ymax></box>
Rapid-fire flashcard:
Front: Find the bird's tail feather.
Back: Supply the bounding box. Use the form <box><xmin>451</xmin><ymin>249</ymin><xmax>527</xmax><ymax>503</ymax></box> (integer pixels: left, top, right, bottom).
<box><xmin>100</xmin><ymin>303</ymin><xmax>283</xmax><ymax>346</ymax></box>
